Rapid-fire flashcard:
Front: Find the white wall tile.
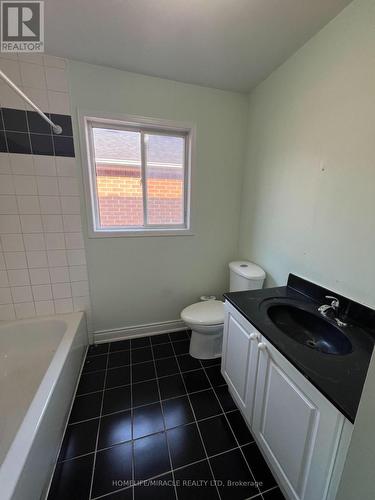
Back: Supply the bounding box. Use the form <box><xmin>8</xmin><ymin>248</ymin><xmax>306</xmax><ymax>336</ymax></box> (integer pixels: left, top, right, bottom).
<box><xmin>54</xmin><ymin>298</ymin><xmax>73</xmax><ymax>314</ymax></box>
<box><xmin>71</xmin><ymin>281</ymin><xmax>89</xmax><ymax>297</ymax></box>
<box><xmin>8</xmin><ymin>269</ymin><xmax>29</xmax><ymax>286</ymax></box>
<box><xmin>64</xmin><ymin>232</ymin><xmax>84</xmax><ymax>249</ymax></box>
<box><xmin>29</xmin><ymin>268</ymin><xmax>50</xmax><ymax>285</ymax></box>
<box><xmin>11</xmin><ymin>285</ymin><xmax>33</xmax><ymax>303</ymax></box>
<box><xmin>0</xmin><ymin>235</ymin><xmax>23</xmax><ymax>252</ymax></box>
<box><xmin>32</xmin><ymin>284</ymin><xmax>52</xmax><ymax>301</ymax></box>
<box><xmin>0</xmin><ymin>287</ymin><xmax>12</xmax><ymax>304</ymax></box>
<box><xmin>0</xmin><ymin>53</ymin><xmax>18</xmax><ymax>60</ymax></box>
<box><xmin>10</xmin><ymin>154</ymin><xmax>34</xmax><ymax>175</ymax></box>
<box><xmin>22</xmin><ymin>87</ymin><xmax>49</xmax><ymax>112</ymax></box>
<box><xmin>33</xmin><ymin>156</ymin><xmax>56</xmax><ymax>176</ymax></box>
<box><xmin>20</xmin><ymin>214</ymin><xmax>43</xmax><ymax>233</ymax></box>
<box><xmin>14</xmin><ymin>175</ymin><xmax>37</xmax><ymax>195</ymax></box>
<box><xmin>0</xmin><ymin>214</ymin><xmax>21</xmax><ymax>233</ymax></box>
<box><xmin>73</xmin><ymin>295</ymin><xmax>91</xmax><ymax>313</ymax></box>
<box><xmin>14</xmin><ymin>301</ymin><xmax>35</xmax><ymax>319</ymax></box>
<box><xmin>0</xmin><ymin>84</ymin><xmax>26</xmax><ymax>109</ymax></box>
<box><xmin>18</xmin><ymin>54</ymin><xmax>44</xmax><ymax>65</ymax></box>
<box><xmin>20</xmin><ymin>62</ymin><xmax>46</xmax><ymax>89</ymax></box>
<box><xmin>36</xmin><ymin>176</ymin><xmax>59</xmax><ymax>195</ymax></box>
<box><xmin>0</xmin><ymin>59</ymin><xmax>91</xmax><ymax>322</ymax></box>
<box><xmin>56</xmin><ymin>157</ymin><xmax>76</xmax><ymax>177</ymax></box>
<box><xmin>44</xmin><ymin>55</ymin><xmax>66</xmax><ymax>69</ymax></box>
<box><xmin>47</xmin><ymin>91</ymin><xmax>70</xmax><ymax>114</ymax></box>
<box><xmin>60</xmin><ymin>196</ymin><xmax>80</xmax><ymax>214</ymax></box>
<box><xmin>0</xmin><ymin>195</ymin><xmax>18</xmax><ymax>214</ymax></box>
<box><xmin>0</xmin><ymin>58</ymin><xmax>22</xmax><ymax>84</ymax></box>
<box><xmin>49</xmin><ymin>267</ymin><xmax>69</xmax><ymax>284</ymax></box>
<box><xmin>62</xmin><ymin>214</ymin><xmax>81</xmax><ymax>232</ymax></box>
<box><xmin>0</xmin><ymin>155</ymin><xmax>11</xmax><ymax>174</ymax></box>
<box><xmin>17</xmin><ymin>195</ymin><xmax>40</xmax><ymax>214</ymax></box>
<box><xmin>0</xmin><ymin>270</ymin><xmax>9</xmax><ymax>287</ymax></box>
<box><xmin>45</xmin><ymin>67</ymin><xmax>68</xmax><ymax>92</ymax></box>
<box><xmin>69</xmin><ymin>265</ymin><xmax>88</xmax><ymax>282</ymax></box>
<box><xmin>45</xmin><ymin>233</ymin><xmax>65</xmax><ymax>250</ymax></box>
<box><xmin>4</xmin><ymin>251</ymin><xmax>27</xmax><ymax>269</ymax></box>
<box><xmin>42</xmin><ymin>214</ymin><xmax>63</xmax><ymax>232</ymax></box>
<box><xmin>35</xmin><ymin>300</ymin><xmax>54</xmax><ymax>316</ymax></box>
<box><xmin>26</xmin><ymin>250</ymin><xmax>48</xmax><ymax>268</ymax></box>
<box><xmin>39</xmin><ymin>196</ymin><xmax>61</xmax><ymax>214</ymax></box>
<box><xmin>0</xmin><ymin>303</ymin><xmax>15</xmax><ymax>320</ymax></box>
<box><xmin>58</xmin><ymin>177</ymin><xmax>79</xmax><ymax>196</ymax></box>
<box><xmin>0</xmin><ymin>175</ymin><xmax>15</xmax><ymax>194</ymax></box>
<box><xmin>52</xmin><ymin>282</ymin><xmax>71</xmax><ymax>299</ymax></box>
<box><xmin>67</xmin><ymin>249</ymin><xmax>86</xmax><ymax>266</ymax></box>
<box><xmin>23</xmin><ymin>233</ymin><xmax>45</xmax><ymax>251</ymax></box>
<box><xmin>47</xmin><ymin>249</ymin><xmax>67</xmax><ymax>267</ymax></box>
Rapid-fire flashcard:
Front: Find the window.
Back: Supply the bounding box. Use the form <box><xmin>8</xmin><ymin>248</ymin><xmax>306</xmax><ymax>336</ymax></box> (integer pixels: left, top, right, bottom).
<box><xmin>82</xmin><ymin>114</ymin><xmax>193</xmax><ymax>236</ymax></box>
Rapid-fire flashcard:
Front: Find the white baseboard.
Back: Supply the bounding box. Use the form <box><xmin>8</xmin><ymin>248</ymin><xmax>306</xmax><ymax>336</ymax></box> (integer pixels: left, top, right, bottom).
<box><xmin>93</xmin><ymin>319</ymin><xmax>186</xmax><ymax>343</ymax></box>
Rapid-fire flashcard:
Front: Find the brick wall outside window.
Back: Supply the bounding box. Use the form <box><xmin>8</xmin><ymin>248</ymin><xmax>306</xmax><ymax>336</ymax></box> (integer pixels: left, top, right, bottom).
<box><xmin>96</xmin><ymin>164</ymin><xmax>184</xmax><ymax>226</ymax></box>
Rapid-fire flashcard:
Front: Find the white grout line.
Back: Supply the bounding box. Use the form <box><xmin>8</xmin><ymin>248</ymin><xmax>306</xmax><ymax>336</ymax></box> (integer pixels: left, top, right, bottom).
<box><xmin>53</xmin><ymin>333</ymin><xmax>278</xmax><ymax>500</ymax></box>
<box><xmin>90</xmin><ymin>445</ymin><xmax>267</xmax><ymax>500</ymax></box>
<box><xmin>78</xmin><ymin>362</ymin><xmax>222</xmax><ymax>398</ymax></box>
<box><xmin>58</xmin><ymin>407</ymin><xmax>251</xmax><ymax>465</ymax></box>
<box><xmin>149</xmin><ymin>338</ymin><xmax>179</xmax><ymax>500</ymax></box>
<box><xmin>128</xmin><ymin>339</ymin><xmax>135</xmax><ymax>500</ymax></box>
<box><xmin>88</xmin><ymin>346</ymin><xmax>110</xmax><ymax>500</ymax></box>
<box><xmin>199</xmin><ymin>359</ymin><xmax>264</xmax><ymax>499</ymax></box>
<box><xmin>67</xmin><ymin>384</ymin><xmax>232</xmax><ymax>429</ymax></box>
<box><xmin>169</xmin><ymin>340</ymin><xmax>223</xmax><ymax>500</ymax></box>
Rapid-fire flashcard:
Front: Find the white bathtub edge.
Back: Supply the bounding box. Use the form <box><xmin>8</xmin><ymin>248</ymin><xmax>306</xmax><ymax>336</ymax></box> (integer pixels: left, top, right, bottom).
<box><xmin>0</xmin><ymin>312</ymin><xmax>88</xmax><ymax>500</ymax></box>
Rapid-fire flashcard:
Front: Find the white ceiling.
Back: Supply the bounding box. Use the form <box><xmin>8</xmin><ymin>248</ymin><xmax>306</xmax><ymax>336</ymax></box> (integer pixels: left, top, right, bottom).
<box><xmin>45</xmin><ymin>0</ymin><xmax>352</xmax><ymax>92</ymax></box>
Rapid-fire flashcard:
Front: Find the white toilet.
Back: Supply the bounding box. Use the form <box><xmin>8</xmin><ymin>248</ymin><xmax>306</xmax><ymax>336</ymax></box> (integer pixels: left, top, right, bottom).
<box><xmin>181</xmin><ymin>261</ymin><xmax>266</xmax><ymax>359</ymax></box>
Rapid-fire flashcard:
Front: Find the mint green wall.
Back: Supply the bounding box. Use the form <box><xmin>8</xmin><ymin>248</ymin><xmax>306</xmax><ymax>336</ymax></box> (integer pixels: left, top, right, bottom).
<box><xmin>336</xmin><ymin>348</ymin><xmax>375</xmax><ymax>500</ymax></box>
<box><xmin>239</xmin><ymin>0</ymin><xmax>375</xmax><ymax>308</ymax></box>
<box><xmin>68</xmin><ymin>61</ymin><xmax>247</xmax><ymax>332</ymax></box>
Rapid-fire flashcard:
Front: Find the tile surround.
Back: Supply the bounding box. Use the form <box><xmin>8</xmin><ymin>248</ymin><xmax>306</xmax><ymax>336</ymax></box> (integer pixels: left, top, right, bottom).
<box><xmin>0</xmin><ymin>54</ymin><xmax>91</xmax><ymax>325</ymax></box>
<box><xmin>0</xmin><ymin>107</ymin><xmax>75</xmax><ymax>157</ymax></box>
<box><xmin>0</xmin><ymin>54</ymin><xmax>70</xmax><ymax>114</ymax></box>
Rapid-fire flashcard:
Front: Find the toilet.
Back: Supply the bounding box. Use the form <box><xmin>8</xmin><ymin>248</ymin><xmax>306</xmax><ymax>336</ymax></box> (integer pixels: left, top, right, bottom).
<box><xmin>181</xmin><ymin>261</ymin><xmax>266</xmax><ymax>359</ymax></box>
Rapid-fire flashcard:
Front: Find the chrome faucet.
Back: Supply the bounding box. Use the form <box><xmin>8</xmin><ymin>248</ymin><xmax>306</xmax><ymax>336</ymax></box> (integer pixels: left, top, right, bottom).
<box><xmin>318</xmin><ymin>296</ymin><xmax>347</xmax><ymax>327</ymax></box>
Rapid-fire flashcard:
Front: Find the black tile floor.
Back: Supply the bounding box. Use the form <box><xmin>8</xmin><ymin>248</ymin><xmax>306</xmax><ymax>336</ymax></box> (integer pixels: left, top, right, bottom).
<box><xmin>48</xmin><ymin>330</ymin><xmax>285</xmax><ymax>500</ymax></box>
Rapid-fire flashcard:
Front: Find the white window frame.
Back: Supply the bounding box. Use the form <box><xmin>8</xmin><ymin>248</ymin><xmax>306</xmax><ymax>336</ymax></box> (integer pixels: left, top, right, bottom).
<box><xmin>79</xmin><ymin>111</ymin><xmax>195</xmax><ymax>238</ymax></box>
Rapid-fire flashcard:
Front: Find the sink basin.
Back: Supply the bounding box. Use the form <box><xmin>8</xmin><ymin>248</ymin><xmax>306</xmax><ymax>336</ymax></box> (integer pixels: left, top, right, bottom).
<box><xmin>267</xmin><ymin>304</ymin><xmax>352</xmax><ymax>355</ymax></box>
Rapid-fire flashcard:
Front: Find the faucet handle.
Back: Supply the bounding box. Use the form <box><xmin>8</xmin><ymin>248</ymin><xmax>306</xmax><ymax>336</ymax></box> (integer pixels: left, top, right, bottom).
<box><xmin>325</xmin><ymin>295</ymin><xmax>340</xmax><ymax>309</ymax></box>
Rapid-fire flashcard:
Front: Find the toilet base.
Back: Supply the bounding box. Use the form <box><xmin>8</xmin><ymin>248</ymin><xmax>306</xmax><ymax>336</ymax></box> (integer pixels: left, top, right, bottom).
<box><xmin>189</xmin><ymin>327</ymin><xmax>223</xmax><ymax>359</ymax></box>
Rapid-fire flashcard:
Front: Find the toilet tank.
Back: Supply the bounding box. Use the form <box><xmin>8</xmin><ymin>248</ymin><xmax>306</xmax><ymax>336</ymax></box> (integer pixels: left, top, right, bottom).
<box><xmin>229</xmin><ymin>261</ymin><xmax>266</xmax><ymax>292</ymax></box>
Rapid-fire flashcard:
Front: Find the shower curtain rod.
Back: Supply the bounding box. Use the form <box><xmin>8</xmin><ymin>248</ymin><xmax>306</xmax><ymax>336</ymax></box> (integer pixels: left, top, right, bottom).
<box><xmin>0</xmin><ymin>69</ymin><xmax>63</xmax><ymax>134</ymax></box>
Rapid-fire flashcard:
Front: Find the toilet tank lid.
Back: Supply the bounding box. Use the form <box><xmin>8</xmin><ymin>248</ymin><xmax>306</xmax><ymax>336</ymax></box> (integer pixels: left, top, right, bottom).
<box><xmin>229</xmin><ymin>261</ymin><xmax>266</xmax><ymax>280</ymax></box>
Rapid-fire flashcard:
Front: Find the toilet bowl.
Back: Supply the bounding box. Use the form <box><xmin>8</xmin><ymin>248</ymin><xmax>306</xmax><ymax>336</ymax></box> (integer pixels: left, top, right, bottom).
<box><xmin>181</xmin><ymin>299</ymin><xmax>224</xmax><ymax>359</ymax></box>
<box><xmin>181</xmin><ymin>261</ymin><xmax>266</xmax><ymax>359</ymax></box>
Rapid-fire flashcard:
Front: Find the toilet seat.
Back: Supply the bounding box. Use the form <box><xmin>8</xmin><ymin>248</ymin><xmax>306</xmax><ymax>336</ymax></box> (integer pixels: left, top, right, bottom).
<box><xmin>181</xmin><ymin>300</ymin><xmax>224</xmax><ymax>326</ymax></box>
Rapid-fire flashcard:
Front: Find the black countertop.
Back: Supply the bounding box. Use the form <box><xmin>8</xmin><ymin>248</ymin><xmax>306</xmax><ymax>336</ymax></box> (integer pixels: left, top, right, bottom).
<box><xmin>223</xmin><ymin>275</ymin><xmax>375</xmax><ymax>423</ymax></box>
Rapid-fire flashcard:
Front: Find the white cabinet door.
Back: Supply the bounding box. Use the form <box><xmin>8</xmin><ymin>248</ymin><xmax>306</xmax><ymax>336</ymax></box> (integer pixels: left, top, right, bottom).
<box><xmin>221</xmin><ymin>302</ymin><xmax>260</xmax><ymax>423</ymax></box>
<box><xmin>253</xmin><ymin>336</ymin><xmax>345</xmax><ymax>500</ymax></box>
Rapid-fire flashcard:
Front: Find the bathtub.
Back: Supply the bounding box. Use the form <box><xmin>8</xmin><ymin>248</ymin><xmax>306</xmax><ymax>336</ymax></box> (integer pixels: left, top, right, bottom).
<box><xmin>0</xmin><ymin>312</ymin><xmax>88</xmax><ymax>500</ymax></box>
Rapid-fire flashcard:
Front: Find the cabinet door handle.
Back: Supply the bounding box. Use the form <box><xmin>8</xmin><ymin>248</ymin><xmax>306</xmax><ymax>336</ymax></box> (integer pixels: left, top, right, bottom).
<box><xmin>258</xmin><ymin>342</ymin><xmax>267</xmax><ymax>352</ymax></box>
<box><xmin>250</xmin><ymin>333</ymin><xmax>259</xmax><ymax>341</ymax></box>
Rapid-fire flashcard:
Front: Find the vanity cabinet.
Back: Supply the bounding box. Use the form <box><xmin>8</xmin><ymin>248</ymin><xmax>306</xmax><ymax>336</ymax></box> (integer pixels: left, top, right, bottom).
<box><xmin>222</xmin><ymin>306</ymin><xmax>260</xmax><ymax>423</ymax></box>
<box><xmin>222</xmin><ymin>301</ymin><xmax>353</xmax><ymax>500</ymax></box>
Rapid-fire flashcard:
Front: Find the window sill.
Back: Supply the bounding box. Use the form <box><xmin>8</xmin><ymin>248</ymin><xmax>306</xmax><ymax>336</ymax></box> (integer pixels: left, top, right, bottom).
<box><xmin>88</xmin><ymin>228</ymin><xmax>195</xmax><ymax>238</ymax></box>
